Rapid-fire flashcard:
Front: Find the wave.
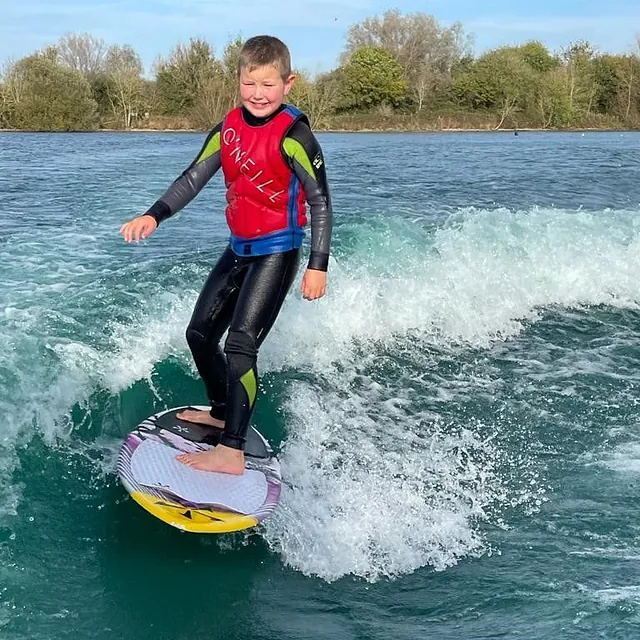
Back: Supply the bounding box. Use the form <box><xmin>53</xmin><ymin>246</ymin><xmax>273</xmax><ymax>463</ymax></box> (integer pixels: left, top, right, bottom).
<box><xmin>3</xmin><ymin>204</ymin><xmax>640</xmax><ymax>579</ymax></box>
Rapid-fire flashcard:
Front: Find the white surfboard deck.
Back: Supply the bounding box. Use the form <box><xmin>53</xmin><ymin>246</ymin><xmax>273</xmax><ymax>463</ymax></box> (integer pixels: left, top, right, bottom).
<box><xmin>130</xmin><ymin>439</ymin><xmax>268</xmax><ymax>515</ymax></box>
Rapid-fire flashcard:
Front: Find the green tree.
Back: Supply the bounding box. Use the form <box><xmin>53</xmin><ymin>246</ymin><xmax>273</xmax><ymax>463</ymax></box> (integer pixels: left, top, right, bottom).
<box><xmin>533</xmin><ymin>68</ymin><xmax>572</xmax><ymax>127</ymax></box>
<box><xmin>103</xmin><ymin>44</ymin><xmax>145</xmax><ymax>128</ymax></box>
<box><xmin>218</xmin><ymin>35</ymin><xmax>244</xmax><ymax>109</ymax></box>
<box><xmin>344</xmin><ymin>9</ymin><xmax>471</xmax><ymax>111</ymax></box>
<box><xmin>289</xmin><ymin>70</ymin><xmax>340</xmax><ymax>128</ymax></box>
<box><xmin>339</xmin><ymin>46</ymin><xmax>406</xmax><ymax>111</ymax></box>
<box><xmin>189</xmin><ymin>36</ymin><xmax>244</xmax><ymax>129</ymax></box>
<box><xmin>453</xmin><ymin>47</ymin><xmax>535</xmax><ymax>127</ymax></box>
<box><xmin>517</xmin><ymin>41</ymin><xmax>559</xmax><ymax>73</ymax></box>
<box><xmin>190</xmin><ymin>69</ymin><xmax>236</xmax><ymax>129</ymax></box>
<box><xmin>0</xmin><ymin>58</ymin><xmax>24</xmax><ymax>126</ymax></box>
<box><xmin>6</xmin><ymin>54</ymin><xmax>97</xmax><ymax>130</ymax></box>
<box><xmin>221</xmin><ymin>35</ymin><xmax>244</xmax><ymax>79</ymax></box>
<box><xmin>616</xmin><ymin>53</ymin><xmax>640</xmax><ymax>120</ymax></box>
<box><xmin>591</xmin><ymin>54</ymin><xmax>623</xmax><ymax>114</ymax></box>
<box><xmin>154</xmin><ymin>37</ymin><xmax>222</xmax><ymax>116</ymax></box>
<box><xmin>562</xmin><ymin>40</ymin><xmax>597</xmax><ymax>121</ymax></box>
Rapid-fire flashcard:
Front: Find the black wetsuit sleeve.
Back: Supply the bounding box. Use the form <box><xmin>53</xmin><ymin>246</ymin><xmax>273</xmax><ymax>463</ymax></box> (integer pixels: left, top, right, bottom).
<box><xmin>145</xmin><ymin>123</ymin><xmax>223</xmax><ymax>224</ymax></box>
<box><xmin>283</xmin><ymin>120</ymin><xmax>333</xmax><ymax>271</ymax></box>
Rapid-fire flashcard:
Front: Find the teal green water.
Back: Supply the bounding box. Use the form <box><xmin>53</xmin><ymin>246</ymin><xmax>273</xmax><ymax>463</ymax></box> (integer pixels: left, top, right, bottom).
<box><xmin>2</xmin><ymin>130</ymin><xmax>640</xmax><ymax>638</ymax></box>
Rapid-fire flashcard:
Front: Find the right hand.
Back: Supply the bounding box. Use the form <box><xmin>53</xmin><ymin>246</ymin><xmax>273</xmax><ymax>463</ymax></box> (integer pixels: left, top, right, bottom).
<box><xmin>120</xmin><ymin>214</ymin><xmax>158</xmax><ymax>244</ymax></box>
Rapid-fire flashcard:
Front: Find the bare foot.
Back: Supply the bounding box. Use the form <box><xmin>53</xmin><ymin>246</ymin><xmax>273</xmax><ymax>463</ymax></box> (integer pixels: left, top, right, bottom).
<box><xmin>176</xmin><ymin>444</ymin><xmax>245</xmax><ymax>475</ymax></box>
<box><xmin>176</xmin><ymin>408</ymin><xmax>224</xmax><ymax>429</ymax></box>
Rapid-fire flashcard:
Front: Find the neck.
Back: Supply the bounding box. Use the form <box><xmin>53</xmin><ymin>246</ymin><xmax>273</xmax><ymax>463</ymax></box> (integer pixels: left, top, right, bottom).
<box><xmin>241</xmin><ymin>104</ymin><xmax>286</xmax><ymax>126</ymax></box>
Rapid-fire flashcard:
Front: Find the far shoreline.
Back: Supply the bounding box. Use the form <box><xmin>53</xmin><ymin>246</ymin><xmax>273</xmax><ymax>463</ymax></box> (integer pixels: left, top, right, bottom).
<box><xmin>0</xmin><ymin>126</ymin><xmax>637</xmax><ymax>134</ymax></box>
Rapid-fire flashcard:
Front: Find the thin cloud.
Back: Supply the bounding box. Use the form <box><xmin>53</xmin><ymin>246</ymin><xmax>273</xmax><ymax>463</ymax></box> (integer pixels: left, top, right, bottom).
<box><xmin>3</xmin><ymin>1</ymin><xmax>639</xmax><ymax>74</ymax></box>
<box><xmin>3</xmin><ymin>0</ymin><xmax>369</xmax><ymax>30</ymax></box>
<box><xmin>1</xmin><ymin>0</ymin><xmax>370</xmax><ymax>71</ymax></box>
<box><xmin>466</xmin><ymin>13</ymin><xmax>640</xmax><ymax>55</ymax></box>
<box><xmin>468</xmin><ymin>14</ymin><xmax>640</xmax><ymax>34</ymax></box>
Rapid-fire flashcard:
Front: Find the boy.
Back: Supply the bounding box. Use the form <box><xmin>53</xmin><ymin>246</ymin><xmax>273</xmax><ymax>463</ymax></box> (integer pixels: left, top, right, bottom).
<box><xmin>120</xmin><ymin>35</ymin><xmax>333</xmax><ymax>475</ymax></box>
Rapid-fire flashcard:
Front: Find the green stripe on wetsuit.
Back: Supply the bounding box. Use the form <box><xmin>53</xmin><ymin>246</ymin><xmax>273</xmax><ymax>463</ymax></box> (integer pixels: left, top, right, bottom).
<box><xmin>196</xmin><ymin>131</ymin><xmax>221</xmax><ymax>164</ymax></box>
<box><xmin>240</xmin><ymin>368</ymin><xmax>257</xmax><ymax>407</ymax></box>
<box><xmin>282</xmin><ymin>137</ymin><xmax>316</xmax><ymax>180</ymax></box>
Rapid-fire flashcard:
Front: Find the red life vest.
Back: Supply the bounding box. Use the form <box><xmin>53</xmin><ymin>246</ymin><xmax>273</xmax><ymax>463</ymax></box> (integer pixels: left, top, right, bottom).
<box><xmin>220</xmin><ymin>105</ymin><xmax>308</xmax><ymax>256</ymax></box>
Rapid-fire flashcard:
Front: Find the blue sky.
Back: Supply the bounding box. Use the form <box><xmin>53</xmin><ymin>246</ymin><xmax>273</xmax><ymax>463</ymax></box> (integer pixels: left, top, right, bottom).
<box><xmin>2</xmin><ymin>0</ymin><xmax>639</xmax><ymax>75</ymax></box>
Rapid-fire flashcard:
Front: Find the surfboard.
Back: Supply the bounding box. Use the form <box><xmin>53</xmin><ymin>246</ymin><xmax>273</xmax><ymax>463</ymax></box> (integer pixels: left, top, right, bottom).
<box><xmin>116</xmin><ymin>406</ymin><xmax>281</xmax><ymax>533</ymax></box>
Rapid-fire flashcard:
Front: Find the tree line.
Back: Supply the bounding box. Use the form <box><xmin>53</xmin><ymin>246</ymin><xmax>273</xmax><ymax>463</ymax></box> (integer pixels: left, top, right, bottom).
<box><xmin>1</xmin><ymin>10</ymin><xmax>639</xmax><ymax>132</ymax></box>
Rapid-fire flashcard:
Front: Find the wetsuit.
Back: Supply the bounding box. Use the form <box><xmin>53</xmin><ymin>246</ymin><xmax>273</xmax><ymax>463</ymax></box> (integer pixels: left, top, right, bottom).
<box><xmin>145</xmin><ymin>104</ymin><xmax>332</xmax><ymax>450</ymax></box>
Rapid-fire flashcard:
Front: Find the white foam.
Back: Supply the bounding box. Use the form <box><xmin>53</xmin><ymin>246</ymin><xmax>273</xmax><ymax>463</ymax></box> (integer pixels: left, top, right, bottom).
<box><xmin>257</xmin><ymin>206</ymin><xmax>640</xmax><ymax>580</ymax></box>
<box><xmin>585</xmin><ymin>584</ymin><xmax>640</xmax><ymax>606</ymax></box>
<box><xmin>262</xmin><ymin>382</ymin><xmax>505</xmax><ymax>582</ymax></box>
<box><xmin>101</xmin><ymin>288</ymin><xmax>198</xmax><ymax>393</ymax></box>
<box><xmin>600</xmin><ymin>443</ymin><xmax>640</xmax><ymax>475</ymax></box>
<box><xmin>259</xmin><ymin>206</ymin><xmax>640</xmax><ymax>379</ymax></box>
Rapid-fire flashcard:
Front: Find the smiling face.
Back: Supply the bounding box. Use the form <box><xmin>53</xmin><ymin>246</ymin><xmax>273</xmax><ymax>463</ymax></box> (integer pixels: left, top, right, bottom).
<box><xmin>239</xmin><ymin>64</ymin><xmax>295</xmax><ymax>118</ymax></box>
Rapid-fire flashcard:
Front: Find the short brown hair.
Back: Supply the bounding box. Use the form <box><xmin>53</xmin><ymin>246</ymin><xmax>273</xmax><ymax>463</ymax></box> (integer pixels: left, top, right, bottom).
<box><xmin>237</xmin><ymin>35</ymin><xmax>291</xmax><ymax>78</ymax></box>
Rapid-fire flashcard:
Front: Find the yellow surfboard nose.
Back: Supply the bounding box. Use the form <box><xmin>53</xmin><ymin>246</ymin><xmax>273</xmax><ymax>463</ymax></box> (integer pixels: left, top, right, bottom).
<box><xmin>129</xmin><ymin>491</ymin><xmax>259</xmax><ymax>533</ymax></box>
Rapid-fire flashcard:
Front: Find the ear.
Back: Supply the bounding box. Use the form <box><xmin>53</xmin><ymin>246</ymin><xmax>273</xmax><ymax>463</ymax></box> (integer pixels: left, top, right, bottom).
<box><xmin>283</xmin><ymin>74</ymin><xmax>296</xmax><ymax>96</ymax></box>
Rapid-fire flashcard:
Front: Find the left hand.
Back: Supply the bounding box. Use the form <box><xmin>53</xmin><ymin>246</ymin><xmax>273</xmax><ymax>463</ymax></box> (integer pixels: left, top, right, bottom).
<box><xmin>301</xmin><ymin>268</ymin><xmax>327</xmax><ymax>301</ymax></box>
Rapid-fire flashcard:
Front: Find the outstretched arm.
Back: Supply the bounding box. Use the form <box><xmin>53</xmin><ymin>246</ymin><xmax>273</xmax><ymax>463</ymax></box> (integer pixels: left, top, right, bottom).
<box><xmin>146</xmin><ymin>123</ymin><xmax>224</xmax><ymax>225</ymax></box>
<box><xmin>120</xmin><ymin>124</ymin><xmax>224</xmax><ymax>243</ymax></box>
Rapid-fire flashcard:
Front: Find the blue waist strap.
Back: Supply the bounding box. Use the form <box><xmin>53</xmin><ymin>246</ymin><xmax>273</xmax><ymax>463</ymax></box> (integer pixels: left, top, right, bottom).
<box><xmin>230</xmin><ymin>228</ymin><xmax>305</xmax><ymax>257</ymax></box>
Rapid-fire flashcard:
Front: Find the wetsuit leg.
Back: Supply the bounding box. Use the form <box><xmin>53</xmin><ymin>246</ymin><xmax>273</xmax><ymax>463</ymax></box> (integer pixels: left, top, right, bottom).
<box><xmin>185</xmin><ymin>246</ymin><xmax>246</xmax><ymax>420</ymax></box>
<box><xmin>219</xmin><ymin>248</ymin><xmax>301</xmax><ymax>450</ymax></box>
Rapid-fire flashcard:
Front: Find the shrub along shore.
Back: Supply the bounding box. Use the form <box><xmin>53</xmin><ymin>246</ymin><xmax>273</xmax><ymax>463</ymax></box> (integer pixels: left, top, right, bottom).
<box><xmin>2</xmin><ymin>10</ymin><xmax>639</xmax><ymax>133</ymax></box>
